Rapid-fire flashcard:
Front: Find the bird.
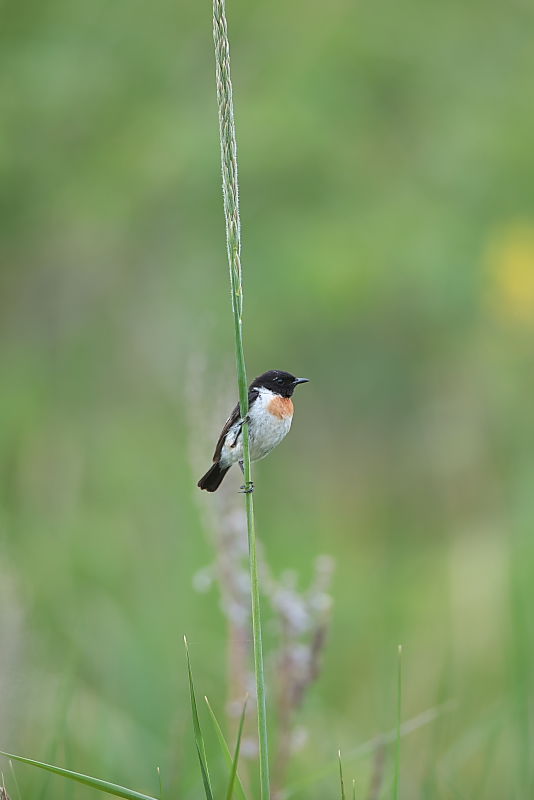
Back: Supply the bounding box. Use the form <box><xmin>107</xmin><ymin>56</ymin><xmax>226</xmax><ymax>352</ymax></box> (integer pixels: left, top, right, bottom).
<box><xmin>197</xmin><ymin>370</ymin><xmax>309</xmax><ymax>492</ymax></box>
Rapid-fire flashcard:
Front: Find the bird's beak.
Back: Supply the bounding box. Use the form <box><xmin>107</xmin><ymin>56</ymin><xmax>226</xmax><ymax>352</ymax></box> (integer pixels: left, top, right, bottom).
<box><xmin>293</xmin><ymin>377</ymin><xmax>309</xmax><ymax>385</ymax></box>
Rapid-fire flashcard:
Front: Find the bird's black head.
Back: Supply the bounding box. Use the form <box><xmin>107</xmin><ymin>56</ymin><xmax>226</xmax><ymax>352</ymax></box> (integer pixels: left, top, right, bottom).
<box><xmin>250</xmin><ymin>370</ymin><xmax>309</xmax><ymax>398</ymax></box>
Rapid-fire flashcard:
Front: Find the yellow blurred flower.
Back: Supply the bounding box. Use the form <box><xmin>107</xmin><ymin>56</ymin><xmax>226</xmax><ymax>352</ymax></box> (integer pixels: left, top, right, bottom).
<box><xmin>486</xmin><ymin>222</ymin><xmax>534</xmax><ymax>324</ymax></box>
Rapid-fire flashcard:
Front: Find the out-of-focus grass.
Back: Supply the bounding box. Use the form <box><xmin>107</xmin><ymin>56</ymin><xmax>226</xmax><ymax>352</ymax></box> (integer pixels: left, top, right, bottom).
<box><xmin>1</xmin><ymin>0</ymin><xmax>534</xmax><ymax>797</ymax></box>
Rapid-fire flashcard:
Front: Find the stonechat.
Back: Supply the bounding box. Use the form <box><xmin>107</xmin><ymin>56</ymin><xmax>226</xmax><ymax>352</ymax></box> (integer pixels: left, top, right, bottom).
<box><xmin>197</xmin><ymin>370</ymin><xmax>309</xmax><ymax>492</ymax></box>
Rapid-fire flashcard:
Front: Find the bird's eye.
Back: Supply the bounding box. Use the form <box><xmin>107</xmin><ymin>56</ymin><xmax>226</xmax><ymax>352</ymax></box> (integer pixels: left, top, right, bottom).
<box><xmin>276</xmin><ymin>377</ymin><xmax>283</xmax><ymax>383</ymax></box>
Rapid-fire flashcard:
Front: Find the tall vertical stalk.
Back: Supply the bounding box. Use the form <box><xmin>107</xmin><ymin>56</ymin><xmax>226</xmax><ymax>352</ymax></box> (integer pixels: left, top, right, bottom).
<box><xmin>392</xmin><ymin>645</ymin><xmax>402</xmax><ymax>800</ymax></box>
<box><xmin>212</xmin><ymin>3</ymin><xmax>270</xmax><ymax>798</ymax></box>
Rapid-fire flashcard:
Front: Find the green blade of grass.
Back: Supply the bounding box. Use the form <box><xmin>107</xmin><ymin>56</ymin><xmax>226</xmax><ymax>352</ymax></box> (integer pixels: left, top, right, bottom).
<box><xmin>205</xmin><ymin>697</ymin><xmax>249</xmax><ymax>800</ymax></box>
<box><xmin>8</xmin><ymin>761</ymin><xmax>22</xmax><ymax>800</ymax></box>
<box><xmin>352</xmin><ymin>778</ymin><xmax>356</xmax><ymax>800</ymax></box>
<box><xmin>392</xmin><ymin>645</ymin><xmax>402</xmax><ymax>800</ymax></box>
<box><xmin>184</xmin><ymin>637</ymin><xmax>214</xmax><ymax>800</ymax></box>
<box><xmin>194</xmin><ymin>743</ymin><xmax>213</xmax><ymax>800</ymax></box>
<box><xmin>37</xmin><ymin>659</ymin><xmax>76</xmax><ymax>800</ymax></box>
<box><xmin>0</xmin><ymin>752</ymin><xmax>156</xmax><ymax>800</ymax></box>
<box><xmin>225</xmin><ymin>697</ymin><xmax>248</xmax><ymax>800</ymax></box>
<box><xmin>338</xmin><ymin>751</ymin><xmax>346</xmax><ymax>800</ymax></box>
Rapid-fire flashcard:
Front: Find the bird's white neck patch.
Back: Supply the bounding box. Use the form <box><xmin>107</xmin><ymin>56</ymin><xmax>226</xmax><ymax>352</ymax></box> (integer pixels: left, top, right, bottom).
<box><xmin>256</xmin><ymin>386</ymin><xmax>277</xmax><ymax>398</ymax></box>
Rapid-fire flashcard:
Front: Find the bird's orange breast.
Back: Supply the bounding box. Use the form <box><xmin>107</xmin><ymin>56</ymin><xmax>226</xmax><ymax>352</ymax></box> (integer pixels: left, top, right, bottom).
<box><xmin>267</xmin><ymin>396</ymin><xmax>294</xmax><ymax>419</ymax></box>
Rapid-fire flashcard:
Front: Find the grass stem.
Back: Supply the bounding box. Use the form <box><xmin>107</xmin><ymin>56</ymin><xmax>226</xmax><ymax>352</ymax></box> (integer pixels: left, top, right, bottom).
<box><xmin>392</xmin><ymin>644</ymin><xmax>402</xmax><ymax>800</ymax></box>
<box><xmin>212</xmin><ymin>3</ymin><xmax>270</xmax><ymax>798</ymax></box>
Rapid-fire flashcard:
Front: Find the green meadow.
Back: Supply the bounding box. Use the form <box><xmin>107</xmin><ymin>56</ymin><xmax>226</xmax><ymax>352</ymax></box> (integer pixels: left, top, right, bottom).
<box><xmin>1</xmin><ymin>1</ymin><xmax>534</xmax><ymax>797</ymax></box>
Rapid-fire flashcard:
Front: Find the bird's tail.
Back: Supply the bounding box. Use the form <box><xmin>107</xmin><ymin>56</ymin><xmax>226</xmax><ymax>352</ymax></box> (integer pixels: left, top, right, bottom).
<box><xmin>197</xmin><ymin>463</ymin><xmax>230</xmax><ymax>492</ymax></box>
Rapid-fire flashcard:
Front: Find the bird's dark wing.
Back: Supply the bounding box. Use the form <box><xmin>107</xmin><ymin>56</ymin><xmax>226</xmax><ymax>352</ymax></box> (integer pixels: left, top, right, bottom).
<box><xmin>212</xmin><ymin>402</ymin><xmax>240</xmax><ymax>462</ymax></box>
<box><xmin>212</xmin><ymin>387</ymin><xmax>259</xmax><ymax>462</ymax></box>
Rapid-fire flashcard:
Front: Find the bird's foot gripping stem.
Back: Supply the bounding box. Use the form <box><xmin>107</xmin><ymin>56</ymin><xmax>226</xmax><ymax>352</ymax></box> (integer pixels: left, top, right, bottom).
<box><xmin>238</xmin><ymin>460</ymin><xmax>254</xmax><ymax>492</ymax></box>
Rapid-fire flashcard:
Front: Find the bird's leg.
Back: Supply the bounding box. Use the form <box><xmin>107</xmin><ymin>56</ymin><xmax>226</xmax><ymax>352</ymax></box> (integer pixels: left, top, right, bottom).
<box><xmin>238</xmin><ymin>460</ymin><xmax>254</xmax><ymax>494</ymax></box>
<box><xmin>231</xmin><ymin>415</ymin><xmax>250</xmax><ymax>448</ymax></box>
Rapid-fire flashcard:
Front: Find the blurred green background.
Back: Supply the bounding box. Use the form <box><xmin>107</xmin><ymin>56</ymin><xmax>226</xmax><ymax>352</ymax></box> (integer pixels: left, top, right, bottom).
<box><xmin>1</xmin><ymin>0</ymin><xmax>534</xmax><ymax>797</ymax></box>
